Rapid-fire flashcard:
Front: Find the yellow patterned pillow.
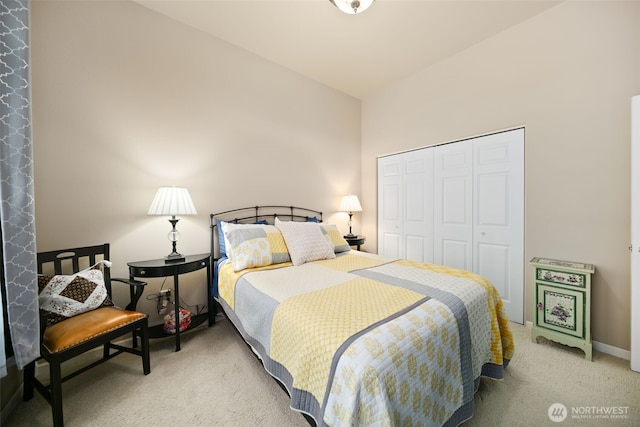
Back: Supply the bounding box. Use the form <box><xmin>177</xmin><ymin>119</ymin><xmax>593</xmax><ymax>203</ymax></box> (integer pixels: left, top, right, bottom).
<box><xmin>221</xmin><ymin>222</ymin><xmax>291</xmax><ymax>271</ymax></box>
<box><xmin>320</xmin><ymin>224</ymin><xmax>351</xmax><ymax>253</ymax></box>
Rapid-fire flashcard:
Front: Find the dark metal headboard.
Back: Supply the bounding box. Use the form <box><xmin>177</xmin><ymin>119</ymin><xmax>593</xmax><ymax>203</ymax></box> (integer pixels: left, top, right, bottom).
<box><xmin>209</xmin><ymin>205</ymin><xmax>323</xmax><ymax>259</ymax></box>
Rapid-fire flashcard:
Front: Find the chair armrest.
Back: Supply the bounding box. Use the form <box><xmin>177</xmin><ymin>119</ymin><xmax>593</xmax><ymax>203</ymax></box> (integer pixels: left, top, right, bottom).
<box><xmin>111</xmin><ymin>277</ymin><xmax>147</xmax><ymax>289</ymax></box>
<box><xmin>111</xmin><ymin>278</ymin><xmax>147</xmax><ymax>311</ymax></box>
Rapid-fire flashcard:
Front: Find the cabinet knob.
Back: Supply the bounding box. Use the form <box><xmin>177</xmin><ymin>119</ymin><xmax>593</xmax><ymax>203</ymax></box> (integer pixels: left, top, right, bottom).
<box><xmin>140</xmin><ymin>270</ymin><xmax>146</xmax><ymax>275</ymax></box>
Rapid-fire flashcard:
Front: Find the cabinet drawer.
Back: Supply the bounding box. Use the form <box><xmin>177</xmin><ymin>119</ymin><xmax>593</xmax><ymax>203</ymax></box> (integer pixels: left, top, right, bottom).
<box><xmin>535</xmin><ymin>267</ymin><xmax>586</xmax><ymax>288</ymax></box>
<box><xmin>535</xmin><ymin>283</ymin><xmax>585</xmax><ymax>339</ymax></box>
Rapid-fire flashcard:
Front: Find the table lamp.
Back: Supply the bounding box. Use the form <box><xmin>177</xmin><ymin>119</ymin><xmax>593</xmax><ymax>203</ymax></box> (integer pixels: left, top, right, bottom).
<box><xmin>148</xmin><ymin>186</ymin><xmax>197</xmax><ymax>262</ymax></box>
<box><xmin>339</xmin><ymin>194</ymin><xmax>362</xmax><ymax>238</ymax></box>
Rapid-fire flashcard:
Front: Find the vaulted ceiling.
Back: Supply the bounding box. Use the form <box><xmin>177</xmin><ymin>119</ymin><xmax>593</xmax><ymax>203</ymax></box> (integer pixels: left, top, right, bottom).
<box><xmin>135</xmin><ymin>0</ymin><xmax>560</xmax><ymax>99</ymax></box>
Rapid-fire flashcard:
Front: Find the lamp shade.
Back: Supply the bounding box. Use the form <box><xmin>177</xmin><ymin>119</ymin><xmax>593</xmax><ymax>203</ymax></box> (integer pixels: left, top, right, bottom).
<box><xmin>148</xmin><ymin>186</ymin><xmax>197</xmax><ymax>216</ymax></box>
<box><xmin>340</xmin><ymin>194</ymin><xmax>362</xmax><ymax>213</ymax></box>
<box><xmin>330</xmin><ymin>0</ymin><xmax>375</xmax><ymax>14</ymax></box>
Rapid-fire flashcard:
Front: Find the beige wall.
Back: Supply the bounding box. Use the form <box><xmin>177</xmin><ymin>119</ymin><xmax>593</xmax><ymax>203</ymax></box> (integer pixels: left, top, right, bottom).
<box><xmin>361</xmin><ymin>1</ymin><xmax>640</xmax><ymax>351</ymax></box>
<box><xmin>30</xmin><ymin>0</ymin><xmax>361</xmax><ymax>325</ymax></box>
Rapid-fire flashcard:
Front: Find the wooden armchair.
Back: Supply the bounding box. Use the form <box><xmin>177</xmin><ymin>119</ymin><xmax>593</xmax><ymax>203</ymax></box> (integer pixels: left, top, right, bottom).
<box><xmin>23</xmin><ymin>243</ymin><xmax>150</xmax><ymax>427</ymax></box>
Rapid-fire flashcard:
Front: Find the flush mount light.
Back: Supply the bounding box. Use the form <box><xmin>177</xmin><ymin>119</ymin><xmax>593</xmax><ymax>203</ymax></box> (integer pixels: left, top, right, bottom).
<box><xmin>330</xmin><ymin>0</ymin><xmax>375</xmax><ymax>15</ymax></box>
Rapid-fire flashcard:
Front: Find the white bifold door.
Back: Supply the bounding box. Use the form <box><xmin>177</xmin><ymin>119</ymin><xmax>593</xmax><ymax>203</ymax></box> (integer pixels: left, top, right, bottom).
<box><xmin>631</xmin><ymin>95</ymin><xmax>640</xmax><ymax>372</ymax></box>
<box><xmin>378</xmin><ymin>148</ymin><xmax>434</xmax><ymax>263</ymax></box>
<box><xmin>378</xmin><ymin>128</ymin><xmax>524</xmax><ymax>323</ymax></box>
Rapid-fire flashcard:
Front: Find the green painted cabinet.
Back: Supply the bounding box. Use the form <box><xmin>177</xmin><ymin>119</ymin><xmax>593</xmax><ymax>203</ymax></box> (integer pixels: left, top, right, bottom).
<box><xmin>530</xmin><ymin>257</ymin><xmax>595</xmax><ymax>361</ymax></box>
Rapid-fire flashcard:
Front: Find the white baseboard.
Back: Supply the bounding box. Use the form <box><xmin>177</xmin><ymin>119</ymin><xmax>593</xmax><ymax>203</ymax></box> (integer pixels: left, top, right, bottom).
<box><xmin>524</xmin><ymin>321</ymin><xmax>630</xmax><ymax>360</ymax></box>
<box><xmin>593</xmin><ymin>341</ymin><xmax>631</xmax><ymax>360</ymax></box>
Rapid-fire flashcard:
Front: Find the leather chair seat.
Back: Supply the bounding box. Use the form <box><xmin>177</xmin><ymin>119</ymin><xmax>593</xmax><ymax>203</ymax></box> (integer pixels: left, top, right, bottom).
<box><xmin>43</xmin><ymin>307</ymin><xmax>146</xmax><ymax>354</ymax></box>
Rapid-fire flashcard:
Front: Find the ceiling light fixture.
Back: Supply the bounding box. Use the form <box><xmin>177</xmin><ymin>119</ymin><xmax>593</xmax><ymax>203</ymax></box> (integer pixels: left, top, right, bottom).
<box><xmin>330</xmin><ymin>0</ymin><xmax>375</xmax><ymax>15</ymax></box>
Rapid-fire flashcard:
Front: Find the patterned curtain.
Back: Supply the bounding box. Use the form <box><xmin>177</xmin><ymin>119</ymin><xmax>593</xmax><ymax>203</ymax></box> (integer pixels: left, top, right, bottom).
<box><xmin>0</xmin><ymin>0</ymin><xmax>39</xmax><ymax>376</ymax></box>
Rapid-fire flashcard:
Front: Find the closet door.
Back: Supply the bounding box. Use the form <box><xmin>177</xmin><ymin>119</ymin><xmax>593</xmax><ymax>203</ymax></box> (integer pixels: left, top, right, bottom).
<box><xmin>433</xmin><ymin>140</ymin><xmax>473</xmax><ymax>270</ymax></box>
<box><xmin>378</xmin><ymin>150</ymin><xmax>433</xmax><ymax>262</ymax></box>
<box><xmin>473</xmin><ymin>129</ymin><xmax>525</xmax><ymax>324</ymax></box>
<box><xmin>404</xmin><ymin>150</ymin><xmax>433</xmax><ymax>262</ymax></box>
<box><xmin>378</xmin><ymin>128</ymin><xmax>524</xmax><ymax>323</ymax></box>
<box><xmin>378</xmin><ymin>155</ymin><xmax>404</xmax><ymax>258</ymax></box>
<box><xmin>631</xmin><ymin>95</ymin><xmax>640</xmax><ymax>372</ymax></box>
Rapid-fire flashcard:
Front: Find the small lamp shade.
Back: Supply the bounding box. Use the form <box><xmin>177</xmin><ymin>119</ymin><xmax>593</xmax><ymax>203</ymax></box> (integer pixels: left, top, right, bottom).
<box><xmin>339</xmin><ymin>194</ymin><xmax>362</xmax><ymax>213</ymax></box>
<box><xmin>148</xmin><ymin>186</ymin><xmax>197</xmax><ymax>262</ymax></box>
<box><xmin>148</xmin><ymin>186</ymin><xmax>197</xmax><ymax>216</ymax></box>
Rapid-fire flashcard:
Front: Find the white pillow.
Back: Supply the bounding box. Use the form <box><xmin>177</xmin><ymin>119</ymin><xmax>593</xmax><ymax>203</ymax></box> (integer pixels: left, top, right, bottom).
<box><xmin>275</xmin><ymin>218</ymin><xmax>336</xmax><ymax>266</ymax></box>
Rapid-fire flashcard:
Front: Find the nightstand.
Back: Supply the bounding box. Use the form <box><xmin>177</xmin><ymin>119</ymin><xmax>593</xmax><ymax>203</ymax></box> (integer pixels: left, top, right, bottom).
<box><xmin>530</xmin><ymin>257</ymin><xmax>595</xmax><ymax>360</ymax></box>
<box><xmin>344</xmin><ymin>235</ymin><xmax>365</xmax><ymax>251</ymax></box>
<box><xmin>127</xmin><ymin>253</ymin><xmax>213</xmax><ymax>352</ymax></box>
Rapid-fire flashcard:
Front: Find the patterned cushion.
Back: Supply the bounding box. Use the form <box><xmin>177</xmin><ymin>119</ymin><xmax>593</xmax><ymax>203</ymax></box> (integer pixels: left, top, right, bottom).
<box><xmin>38</xmin><ymin>262</ymin><xmax>114</xmax><ymax>326</ymax></box>
<box><xmin>217</xmin><ymin>219</ymin><xmax>268</xmax><ymax>257</ymax></box>
<box><xmin>320</xmin><ymin>224</ymin><xmax>351</xmax><ymax>253</ymax></box>
<box><xmin>275</xmin><ymin>218</ymin><xmax>336</xmax><ymax>266</ymax></box>
<box><xmin>221</xmin><ymin>221</ymin><xmax>291</xmax><ymax>272</ymax></box>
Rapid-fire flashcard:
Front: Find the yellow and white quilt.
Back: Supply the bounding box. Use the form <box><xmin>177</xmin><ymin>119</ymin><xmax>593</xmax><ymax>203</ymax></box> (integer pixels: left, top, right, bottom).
<box><xmin>217</xmin><ymin>251</ymin><xmax>514</xmax><ymax>427</ymax></box>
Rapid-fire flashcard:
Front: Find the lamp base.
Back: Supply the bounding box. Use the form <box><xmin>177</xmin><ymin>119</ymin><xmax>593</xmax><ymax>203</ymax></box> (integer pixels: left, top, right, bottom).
<box><xmin>164</xmin><ymin>253</ymin><xmax>185</xmax><ymax>263</ymax></box>
<box><xmin>165</xmin><ymin>224</ymin><xmax>185</xmax><ymax>263</ymax></box>
<box><xmin>344</xmin><ymin>233</ymin><xmax>357</xmax><ymax>238</ymax></box>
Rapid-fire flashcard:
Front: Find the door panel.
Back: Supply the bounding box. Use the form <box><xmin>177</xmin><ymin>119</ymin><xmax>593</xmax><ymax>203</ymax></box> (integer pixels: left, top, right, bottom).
<box><xmin>473</xmin><ymin>129</ymin><xmax>524</xmax><ymax>323</ymax></box>
<box><xmin>382</xmin><ymin>233</ymin><xmax>401</xmax><ymax>259</ymax></box>
<box><xmin>434</xmin><ymin>140</ymin><xmax>473</xmax><ymax>268</ymax></box>
<box><xmin>378</xmin><ymin>150</ymin><xmax>433</xmax><ymax>262</ymax></box>
<box><xmin>406</xmin><ymin>235</ymin><xmax>426</xmax><ymax>262</ymax></box>
<box><xmin>631</xmin><ymin>96</ymin><xmax>640</xmax><ymax>372</ymax></box>
<box><xmin>536</xmin><ymin>284</ymin><xmax>585</xmax><ymax>338</ymax></box>
<box><xmin>477</xmin><ymin>243</ymin><xmax>510</xmax><ymax>298</ymax></box>
<box><xmin>378</xmin><ymin>156</ymin><xmax>403</xmax><ymax>258</ymax></box>
<box><xmin>441</xmin><ymin>239</ymin><xmax>470</xmax><ymax>271</ymax></box>
<box><xmin>404</xmin><ymin>150</ymin><xmax>433</xmax><ymax>263</ymax></box>
<box><xmin>477</xmin><ymin>173</ymin><xmax>508</xmax><ymax>225</ymax></box>
<box><xmin>443</xmin><ymin>177</ymin><xmax>469</xmax><ymax>224</ymax></box>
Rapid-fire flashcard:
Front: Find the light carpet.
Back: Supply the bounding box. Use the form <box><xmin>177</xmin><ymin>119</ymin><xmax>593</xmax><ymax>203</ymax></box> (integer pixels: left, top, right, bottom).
<box><xmin>5</xmin><ymin>316</ymin><xmax>640</xmax><ymax>426</ymax></box>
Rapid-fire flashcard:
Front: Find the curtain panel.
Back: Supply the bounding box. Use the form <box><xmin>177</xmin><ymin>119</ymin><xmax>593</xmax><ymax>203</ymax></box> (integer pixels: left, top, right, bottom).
<box><xmin>0</xmin><ymin>0</ymin><xmax>39</xmax><ymax>376</ymax></box>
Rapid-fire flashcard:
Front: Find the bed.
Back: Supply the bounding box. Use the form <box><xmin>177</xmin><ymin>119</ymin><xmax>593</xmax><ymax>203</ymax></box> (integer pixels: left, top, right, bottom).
<box><xmin>210</xmin><ymin>206</ymin><xmax>514</xmax><ymax>427</ymax></box>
